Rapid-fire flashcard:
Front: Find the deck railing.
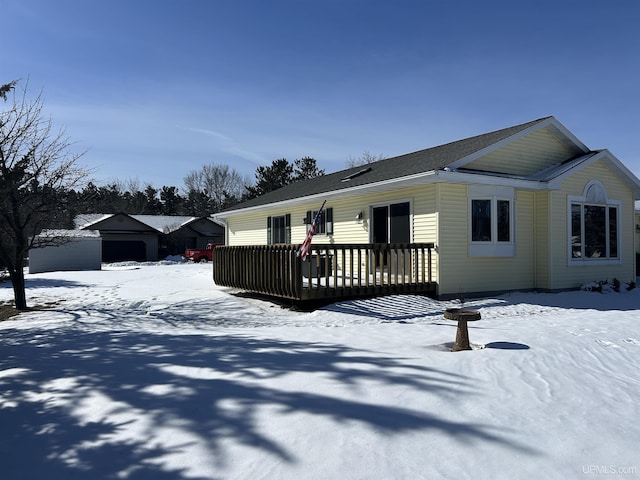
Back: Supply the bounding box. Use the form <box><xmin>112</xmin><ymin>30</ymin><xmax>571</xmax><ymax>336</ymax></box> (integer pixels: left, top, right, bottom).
<box><xmin>213</xmin><ymin>243</ymin><xmax>436</xmax><ymax>302</ymax></box>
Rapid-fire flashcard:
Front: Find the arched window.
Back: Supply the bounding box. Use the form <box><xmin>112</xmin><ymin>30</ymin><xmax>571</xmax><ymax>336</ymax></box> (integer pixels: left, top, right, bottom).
<box><xmin>585</xmin><ymin>181</ymin><xmax>606</xmax><ymax>203</ymax></box>
<box><xmin>568</xmin><ymin>181</ymin><xmax>620</xmax><ymax>264</ymax></box>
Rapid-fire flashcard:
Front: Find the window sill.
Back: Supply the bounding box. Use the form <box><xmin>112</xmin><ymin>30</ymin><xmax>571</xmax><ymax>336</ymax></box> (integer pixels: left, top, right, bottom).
<box><xmin>569</xmin><ymin>258</ymin><xmax>621</xmax><ymax>267</ymax></box>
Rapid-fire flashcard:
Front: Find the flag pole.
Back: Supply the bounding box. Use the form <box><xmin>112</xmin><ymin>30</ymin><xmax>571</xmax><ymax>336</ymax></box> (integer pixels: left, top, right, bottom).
<box><xmin>297</xmin><ymin>200</ymin><xmax>326</xmax><ymax>260</ymax></box>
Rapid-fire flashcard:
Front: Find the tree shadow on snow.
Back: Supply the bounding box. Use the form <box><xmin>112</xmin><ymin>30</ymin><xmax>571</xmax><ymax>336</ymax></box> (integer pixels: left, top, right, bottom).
<box><xmin>485</xmin><ymin>341</ymin><xmax>530</xmax><ymax>350</ymax></box>
<box><xmin>0</xmin><ymin>277</ymin><xmax>88</xmax><ymax>290</ymax></box>
<box><xmin>0</xmin><ymin>309</ymin><xmax>539</xmax><ymax>479</ymax></box>
<box><xmin>323</xmin><ymin>289</ymin><xmax>640</xmax><ymax>322</ymax></box>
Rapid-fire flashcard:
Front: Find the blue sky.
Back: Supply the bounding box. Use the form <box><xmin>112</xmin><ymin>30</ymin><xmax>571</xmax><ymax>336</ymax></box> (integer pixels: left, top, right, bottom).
<box><xmin>3</xmin><ymin>0</ymin><xmax>640</xmax><ymax>189</ymax></box>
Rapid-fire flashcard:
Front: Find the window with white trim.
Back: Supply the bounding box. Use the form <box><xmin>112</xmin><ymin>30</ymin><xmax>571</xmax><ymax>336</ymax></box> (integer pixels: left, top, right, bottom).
<box><xmin>468</xmin><ymin>186</ymin><xmax>515</xmax><ymax>257</ymax></box>
<box><xmin>568</xmin><ymin>181</ymin><xmax>620</xmax><ymax>264</ymax></box>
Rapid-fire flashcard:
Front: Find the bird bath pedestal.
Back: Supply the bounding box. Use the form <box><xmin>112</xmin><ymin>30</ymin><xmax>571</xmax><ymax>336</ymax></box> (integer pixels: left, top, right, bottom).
<box><xmin>444</xmin><ymin>308</ymin><xmax>481</xmax><ymax>351</ymax></box>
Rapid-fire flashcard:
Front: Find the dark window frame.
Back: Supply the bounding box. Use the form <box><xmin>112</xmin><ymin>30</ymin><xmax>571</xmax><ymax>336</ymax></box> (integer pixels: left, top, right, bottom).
<box><xmin>267</xmin><ymin>214</ymin><xmax>291</xmax><ymax>244</ymax></box>
<box><xmin>305</xmin><ymin>207</ymin><xmax>333</xmax><ymax>236</ymax></box>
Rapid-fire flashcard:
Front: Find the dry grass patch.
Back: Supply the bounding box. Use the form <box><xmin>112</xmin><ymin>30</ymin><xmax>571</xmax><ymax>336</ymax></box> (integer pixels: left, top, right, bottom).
<box><xmin>0</xmin><ymin>301</ymin><xmax>61</xmax><ymax>322</ymax></box>
<box><xmin>0</xmin><ymin>303</ymin><xmax>21</xmax><ymax>321</ymax></box>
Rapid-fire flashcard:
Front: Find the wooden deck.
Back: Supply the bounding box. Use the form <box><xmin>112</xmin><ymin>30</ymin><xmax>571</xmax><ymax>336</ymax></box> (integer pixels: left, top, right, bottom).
<box><xmin>212</xmin><ymin>243</ymin><xmax>436</xmax><ymax>303</ymax></box>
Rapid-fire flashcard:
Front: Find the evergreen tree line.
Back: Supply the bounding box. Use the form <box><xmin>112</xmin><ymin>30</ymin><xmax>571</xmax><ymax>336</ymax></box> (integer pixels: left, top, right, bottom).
<box><xmin>54</xmin><ymin>156</ymin><xmax>325</xmax><ymax>228</ymax></box>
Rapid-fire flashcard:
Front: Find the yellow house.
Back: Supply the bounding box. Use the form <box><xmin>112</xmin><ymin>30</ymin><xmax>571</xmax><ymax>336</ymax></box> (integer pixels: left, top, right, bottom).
<box><xmin>214</xmin><ymin>117</ymin><xmax>640</xmax><ymax>299</ymax></box>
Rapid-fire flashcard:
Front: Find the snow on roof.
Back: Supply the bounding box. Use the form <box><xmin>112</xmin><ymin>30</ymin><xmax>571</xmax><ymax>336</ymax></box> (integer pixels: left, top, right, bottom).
<box><xmin>74</xmin><ymin>214</ymin><xmax>112</xmax><ymax>229</ymax></box>
<box><xmin>38</xmin><ymin>229</ymin><xmax>101</xmax><ymax>238</ymax></box>
<box><xmin>129</xmin><ymin>215</ymin><xmax>198</xmax><ymax>233</ymax></box>
<box><xmin>73</xmin><ymin>214</ymin><xmax>222</xmax><ymax>233</ymax></box>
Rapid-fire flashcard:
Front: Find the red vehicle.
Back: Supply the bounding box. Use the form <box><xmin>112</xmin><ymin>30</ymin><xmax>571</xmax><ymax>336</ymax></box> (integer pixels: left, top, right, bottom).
<box><xmin>184</xmin><ymin>243</ymin><xmax>216</xmax><ymax>262</ymax></box>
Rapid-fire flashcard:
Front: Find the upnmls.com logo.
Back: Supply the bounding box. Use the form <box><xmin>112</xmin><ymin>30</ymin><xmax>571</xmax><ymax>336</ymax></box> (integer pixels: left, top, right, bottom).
<box><xmin>582</xmin><ymin>465</ymin><xmax>638</xmax><ymax>475</ymax></box>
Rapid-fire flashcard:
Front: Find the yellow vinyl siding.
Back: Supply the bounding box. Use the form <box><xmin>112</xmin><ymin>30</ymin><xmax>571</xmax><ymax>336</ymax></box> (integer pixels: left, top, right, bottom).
<box><xmin>437</xmin><ymin>186</ymin><xmax>535</xmax><ymax>297</ymax></box>
<box><xmin>413</xmin><ymin>185</ymin><xmax>438</xmax><ymax>282</ymax></box>
<box><xmin>226</xmin><ymin>211</ymin><xmax>269</xmax><ymax>246</ymax></box>
<box><xmin>226</xmin><ymin>185</ymin><xmax>438</xmax><ymax>246</ymax></box>
<box><xmin>328</xmin><ymin>195</ymin><xmax>373</xmax><ymax>244</ymax></box>
<box><xmin>412</xmin><ymin>185</ymin><xmax>437</xmax><ymax>241</ymax></box>
<box><xmin>533</xmin><ymin>191</ymin><xmax>551</xmax><ymax>289</ymax></box>
<box><xmin>328</xmin><ymin>187</ymin><xmax>426</xmax><ymax>244</ymax></box>
<box><xmin>466</xmin><ymin>129</ymin><xmax>575</xmax><ymax>176</ymax></box>
<box><xmin>548</xmin><ymin>160</ymin><xmax>636</xmax><ymax>288</ymax></box>
<box><xmin>436</xmin><ymin>184</ymin><xmax>467</xmax><ymax>296</ymax></box>
<box><xmin>226</xmin><ymin>206</ymin><xmax>317</xmax><ymax>246</ymax></box>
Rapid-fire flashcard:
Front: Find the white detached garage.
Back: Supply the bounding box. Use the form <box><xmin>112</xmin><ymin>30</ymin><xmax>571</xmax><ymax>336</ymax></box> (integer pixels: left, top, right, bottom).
<box><xmin>29</xmin><ymin>230</ymin><xmax>102</xmax><ymax>274</ymax></box>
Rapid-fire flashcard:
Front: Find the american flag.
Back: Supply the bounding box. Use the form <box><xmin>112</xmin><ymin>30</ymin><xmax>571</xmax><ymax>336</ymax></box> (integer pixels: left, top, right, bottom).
<box><xmin>298</xmin><ymin>200</ymin><xmax>326</xmax><ymax>261</ymax></box>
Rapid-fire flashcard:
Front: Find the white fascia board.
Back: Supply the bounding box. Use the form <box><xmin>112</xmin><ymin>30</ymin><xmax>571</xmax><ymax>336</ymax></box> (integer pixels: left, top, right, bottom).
<box><xmin>212</xmin><ymin>215</ymin><xmax>227</xmax><ymax>226</ymax></box>
<box><xmin>214</xmin><ymin>171</ymin><xmax>440</xmax><ymax>219</ymax></box>
<box><xmin>546</xmin><ymin>119</ymin><xmax>590</xmax><ymax>153</ymax></box>
<box><xmin>436</xmin><ymin>171</ymin><xmax>547</xmax><ymax>189</ymax></box>
<box><xmin>207</xmin><ymin>216</ymin><xmax>225</xmax><ymax>227</ymax></box>
<box><xmin>603</xmin><ymin>150</ymin><xmax>640</xmax><ymax>198</ymax></box>
<box><xmin>213</xmin><ymin>170</ymin><xmax>547</xmax><ymax>221</ymax></box>
<box><xmin>548</xmin><ymin>150</ymin><xmax>640</xmax><ymax>197</ymax></box>
<box><xmin>447</xmin><ymin>117</ymin><xmax>589</xmax><ymax>170</ymax></box>
<box><xmin>529</xmin><ymin>152</ymin><xmax>598</xmax><ymax>181</ymax></box>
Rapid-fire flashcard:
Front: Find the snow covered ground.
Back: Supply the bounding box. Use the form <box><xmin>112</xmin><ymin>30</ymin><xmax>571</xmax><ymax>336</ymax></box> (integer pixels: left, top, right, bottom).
<box><xmin>1</xmin><ymin>262</ymin><xmax>639</xmax><ymax>480</ymax></box>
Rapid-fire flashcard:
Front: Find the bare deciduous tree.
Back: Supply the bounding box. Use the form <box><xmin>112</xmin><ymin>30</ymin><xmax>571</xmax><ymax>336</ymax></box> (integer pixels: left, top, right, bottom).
<box><xmin>184</xmin><ymin>163</ymin><xmax>248</xmax><ymax>213</ymax></box>
<box><xmin>345</xmin><ymin>150</ymin><xmax>386</xmax><ymax>168</ymax></box>
<box><xmin>0</xmin><ymin>80</ymin><xmax>88</xmax><ymax>309</ymax></box>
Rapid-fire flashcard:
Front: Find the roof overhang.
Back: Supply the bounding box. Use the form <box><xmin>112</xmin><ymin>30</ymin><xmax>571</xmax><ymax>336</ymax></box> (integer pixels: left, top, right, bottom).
<box><xmin>214</xmin><ymin>169</ymin><xmax>550</xmax><ymax>220</ymax></box>
<box><xmin>547</xmin><ymin>149</ymin><xmax>640</xmax><ymax>199</ymax></box>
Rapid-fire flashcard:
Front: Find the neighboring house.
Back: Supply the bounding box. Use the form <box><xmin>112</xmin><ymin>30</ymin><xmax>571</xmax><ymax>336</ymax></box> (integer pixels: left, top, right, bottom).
<box><xmin>75</xmin><ymin>214</ymin><xmax>224</xmax><ymax>262</ymax></box>
<box><xmin>29</xmin><ymin>230</ymin><xmax>102</xmax><ymax>274</ymax></box>
<box><xmin>214</xmin><ymin>116</ymin><xmax>640</xmax><ymax>299</ymax></box>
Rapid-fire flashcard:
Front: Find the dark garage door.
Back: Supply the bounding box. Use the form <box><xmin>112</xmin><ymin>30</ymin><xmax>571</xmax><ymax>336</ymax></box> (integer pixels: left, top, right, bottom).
<box><xmin>102</xmin><ymin>241</ymin><xmax>146</xmax><ymax>262</ymax></box>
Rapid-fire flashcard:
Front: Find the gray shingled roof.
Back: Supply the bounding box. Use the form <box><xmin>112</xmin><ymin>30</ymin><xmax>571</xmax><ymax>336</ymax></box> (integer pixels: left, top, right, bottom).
<box><xmin>229</xmin><ymin>116</ymin><xmax>553</xmax><ymax>211</ymax></box>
